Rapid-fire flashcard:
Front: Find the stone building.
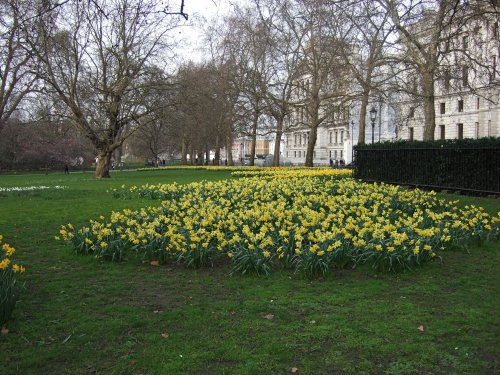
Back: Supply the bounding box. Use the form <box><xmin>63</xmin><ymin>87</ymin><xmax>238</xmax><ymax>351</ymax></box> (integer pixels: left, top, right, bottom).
<box><xmin>396</xmin><ymin>9</ymin><xmax>499</xmax><ymax>141</ymax></box>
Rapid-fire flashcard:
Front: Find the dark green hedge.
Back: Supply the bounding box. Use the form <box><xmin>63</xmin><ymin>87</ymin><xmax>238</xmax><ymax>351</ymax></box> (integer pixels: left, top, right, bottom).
<box><xmin>354</xmin><ymin>138</ymin><xmax>500</xmax><ymax>194</ymax></box>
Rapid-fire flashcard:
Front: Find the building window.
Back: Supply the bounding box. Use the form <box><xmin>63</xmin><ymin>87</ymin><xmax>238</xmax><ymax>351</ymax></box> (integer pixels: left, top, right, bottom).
<box><xmin>477</xmin><ymin>97</ymin><xmax>480</xmax><ymax>110</ymax></box>
<box><xmin>458</xmin><ymin>99</ymin><xmax>464</xmax><ymax>112</ymax></box>
<box><xmin>286</xmin><ymin>151</ymin><xmax>289</xmax><ymax>158</ymax></box>
<box><xmin>475</xmin><ymin>122</ymin><xmax>479</xmax><ymax>139</ymax></box>
<box><xmin>286</xmin><ymin>136</ymin><xmax>289</xmax><ymax>147</ymax></box>
<box><xmin>340</xmin><ymin>130</ymin><xmax>344</xmax><ymax>144</ymax></box>
<box><xmin>294</xmin><ymin>134</ymin><xmax>297</xmax><ymax>146</ymax></box>
<box><xmin>294</xmin><ymin>151</ymin><xmax>296</xmax><ymax>157</ymax></box>
<box><xmin>440</xmin><ymin>102</ymin><xmax>446</xmax><ymax>114</ymax></box>
<box><xmin>334</xmin><ymin>150</ymin><xmax>337</xmax><ymax>159</ymax></box>
<box><xmin>462</xmin><ymin>66</ymin><xmax>468</xmax><ymax>86</ymax></box>
<box><xmin>329</xmin><ymin>150</ymin><xmax>331</xmax><ymax>157</ymax></box>
<box><xmin>340</xmin><ymin>150</ymin><xmax>343</xmax><ymax>159</ymax></box>
<box><xmin>409</xmin><ymin>127</ymin><xmax>414</xmax><ymax>141</ymax></box>
<box><xmin>335</xmin><ymin>131</ymin><xmax>338</xmax><ymax>144</ymax></box>
<box><xmin>457</xmin><ymin>123</ymin><xmax>464</xmax><ymax>140</ymax></box>
<box><xmin>329</xmin><ymin>131</ymin><xmax>332</xmax><ymax>144</ymax></box>
<box><xmin>440</xmin><ymin>125</ymin><xmax>445</xmax><ymax>140</ymax></box>
<box><xmin>409</xmin><ymin>107</ymin><xmax>415</xmax><ymax>118</ymax></box>
<box><xmin>493</xmin><ymin>21</ymin><xmax>498</xmax><ymax>39</ymax></box>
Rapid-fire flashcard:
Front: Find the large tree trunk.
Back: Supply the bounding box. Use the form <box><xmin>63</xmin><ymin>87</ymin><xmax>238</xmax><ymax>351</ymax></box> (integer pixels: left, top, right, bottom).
<box><xmin>181</xmin><ymin>137</ymin><xmax>188</xmax><ymax>164</ymax></box>
<box><xmin>227</xmin><ymin>135</ymin><xmax>234</xmax><ymax>166</ymax></box>
<box><xmin>214</xmin><ymin>134</ymin><xmax>220</xmax><ymax>165</ymax></box>
<box><xmin>190</xmin><ymin>146</ymin><xmax>195</xmax><ymax>165</ymax></box>
<box><xmin>95</xmin><ymin>151</ymin><xmax>112</xmax><ymax>178</ymax></box>
<box><xmin>273</xmin><ymin>117</ymin><xmax>284</xmax><ymax>166</ymax></box>
<box><xmin>113</xmin><ymin>145</ymin><xmax>123</xmax><ymax>166</ymax></box>
<box><xmin>249</xmin><ymin>110</ymin><xmax>258</xmax><ymax>166</ymax></box>
<box><xmin>305</xmin><ymin>95</ymin><xmax>320</xmax><ymax>167</ymax></box>
<box><xmin>422</xmin><ymin>70</ymin><xmax>436</xmax><ymax>141</ymax></box>
<box><xmin>305</xmin><ymin>124</ymin><xmax>318</xmax><ymax>167</ymax></box>
<box><xmin>358</xmin><ymin>87</ymin><xmax>370</xmax><ymax>145</ymax></box>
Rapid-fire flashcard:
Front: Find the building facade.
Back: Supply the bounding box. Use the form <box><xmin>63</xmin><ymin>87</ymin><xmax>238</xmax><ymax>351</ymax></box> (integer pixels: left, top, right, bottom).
<box><xmin>396</xmin><ymin>10</ymin><xmax>499</xmax><ymax>141</ymax></box>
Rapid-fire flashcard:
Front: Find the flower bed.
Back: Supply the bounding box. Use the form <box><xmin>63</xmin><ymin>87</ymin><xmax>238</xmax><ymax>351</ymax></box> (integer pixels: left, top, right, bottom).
<box><xmin>0</xmin><ymin>235</ymin><xmax>26</xmax><ymax>326</ymax></box>
<box><xmin>0</xmin><ymin>185</ymin><xmax>67</xmax><ymax>192</ymax></box>
<box><xmin>60</xmin><ymin>173</ymin><xmax>499</xmax><ymax>277</ymax></box>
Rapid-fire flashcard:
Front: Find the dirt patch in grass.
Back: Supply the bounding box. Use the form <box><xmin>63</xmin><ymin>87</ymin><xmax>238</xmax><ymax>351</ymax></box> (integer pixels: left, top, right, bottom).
<box><xmin>119</xmin><ymin>263</ymin><xmax>238</xmax><ymax>312</ymax></box>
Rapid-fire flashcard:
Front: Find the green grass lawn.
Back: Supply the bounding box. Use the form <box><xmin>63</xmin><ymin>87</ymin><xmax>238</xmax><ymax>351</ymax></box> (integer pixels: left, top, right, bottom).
<box><xmin>0</xmin><ymin>170</ymin><xmax>499</xmax><ymax>374</ymax></box>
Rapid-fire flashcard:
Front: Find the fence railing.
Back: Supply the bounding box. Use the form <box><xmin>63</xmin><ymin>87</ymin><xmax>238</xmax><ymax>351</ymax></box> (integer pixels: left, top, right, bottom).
<box><xmin>354</xmin><ymin>147</ymin><xmax>500</xmax><ymax>194</ymax></box>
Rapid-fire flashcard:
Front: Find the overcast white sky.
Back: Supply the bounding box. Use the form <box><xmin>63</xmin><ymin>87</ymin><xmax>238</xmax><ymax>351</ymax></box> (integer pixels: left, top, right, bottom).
<box><xmin>174</xmin><ymin>0</ymin><xmax>238</xmax><ymax>63</ymax></box>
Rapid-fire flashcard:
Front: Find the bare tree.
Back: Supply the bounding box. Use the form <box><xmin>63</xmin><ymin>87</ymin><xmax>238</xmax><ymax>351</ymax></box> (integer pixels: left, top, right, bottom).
<box><xmin>29</xmin><ymin>0</ymin><xmax>183</xmax><ymax>178</ymax></box>
<box><xmin>0</xmin><ymin>0</ymin><xmax>37</xmax><ymax>133</ymax></box>
<box><xmin>284</xmin><ymin>0</ymin><xmax>351</xmax><ymax>166</ymax></box>
<box><xmin>127</xmin><ymin>69</ymin><xmax>179</xmax><ymax>165</ymax></box>
<box><xmin>332</xmin><ymin>0</ymin><xmax>395</xmax><ymax>145</ymax></box>
<box><xmin>379</xmin><ymin>0</ymin><xmax>498</xmax><ymax>140</ymax></box>
<box><xmin>219</xmin><ymin>5</ymin><xmax>272</xmax><ymax>166</ymax></box>
<box><xmin>253</xmin><ymin>0</ymin><xmax>302</xmax><ymax>166</ymax></box>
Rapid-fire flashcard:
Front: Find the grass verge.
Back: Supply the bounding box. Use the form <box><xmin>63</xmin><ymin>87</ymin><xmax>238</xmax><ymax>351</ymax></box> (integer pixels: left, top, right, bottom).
<box><xmin>0</xmin><ymin>169</ymin><xmax>498</xmax><ymax>374</ymax></box>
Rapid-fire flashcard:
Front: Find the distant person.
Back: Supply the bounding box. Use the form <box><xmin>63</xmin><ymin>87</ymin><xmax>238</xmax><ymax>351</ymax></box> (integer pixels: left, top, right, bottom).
<box><xmin>329</xmin><ymin>158</ymin><xmax>334</xmax><ymax>168</ymax></box>
<box><xmin>64</xmin><ymin>165</ymin><xmax>69</xmax><ymax>174</ymax></box>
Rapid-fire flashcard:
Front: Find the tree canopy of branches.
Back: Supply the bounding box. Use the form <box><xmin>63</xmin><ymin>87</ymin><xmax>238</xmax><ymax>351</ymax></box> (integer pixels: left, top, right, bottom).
<box><xmin>380</xmin><ymin>0</ymin><xmax>498</xmax><ymax>140</ymax></box>
<box><xmin>0</xmin><ymin>0</ymin><xmax>37</xmax><ymax>133</ymax></box>
<box><xmin>29</xmin><ymin>0</ymin><xmax>184</xmax><ymax>177</ymax></box>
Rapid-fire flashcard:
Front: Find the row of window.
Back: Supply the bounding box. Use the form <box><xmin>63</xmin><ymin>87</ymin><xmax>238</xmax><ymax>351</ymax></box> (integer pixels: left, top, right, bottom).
<box><xmin>438</xmin><ymin>99</ymin><xmax>464</xmax><ymax>114</ymax></box>
<box><xmin>287</xmin><ymin>133</ymin><xmax>310</xmax><ymax>147</ymax></box>
<box><xmin>410</xmin><ymin>97</ymin><xmax>483</xmax><ymax>118</ymax></box>
<box><xmin>443</xmin><ymin>21</ymin><xmax>498</xmax><ymax>53</ymax></box>
<box><xmin>408</xmin><ymin>121</ymin><xmax>491</xmax><ymax>141</ymax></box>
<box><xmin>287</xmin><ymin>150</ymin><xmax>315</xmax><ymax>158</ymax></box>
<box><xmin>441</xmin><ymin>54</ymin><xmax>498</xmax><ymax>90</ymax></box>
<box><xmin>329</xmin><ymin>150</ymin><xmax>343</xmax><ymax>160</ymax></box>
<box><xmin>329</xmin><ymin>130</ymin><xmax>344</xmax><ymax>145</ymax></box>
<box><xmin>286</xmin><ymin>150</ymin><xmax>344</xmax><ymax>160</ymax></box>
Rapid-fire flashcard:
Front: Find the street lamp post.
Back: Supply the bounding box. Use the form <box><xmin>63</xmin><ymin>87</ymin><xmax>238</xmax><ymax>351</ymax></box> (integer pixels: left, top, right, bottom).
<box><xmin>378</xmin><ymin>99</ymin><xmax>382</xmax><ymax>143</ymax></box>
<box><xmin>370</xmin><ymin>106</ymin><xmax>377</xmax><ymax>144</ymax></box>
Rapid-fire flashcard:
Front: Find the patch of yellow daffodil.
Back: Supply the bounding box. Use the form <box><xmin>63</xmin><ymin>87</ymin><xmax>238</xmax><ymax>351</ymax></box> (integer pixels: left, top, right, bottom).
<box><xmin>0</xmin><ymin>235</ymin><xmax>26</xmax><ymax>325</ymax></box>
<box><xmin>59</xmin><ymin>174</ymin><xmax>498</xmax><ymax>276</ymax></box>
<box><xmin>0</xmin><ymin>235</ymin><xmax>25</xmax><ymax>273</ymax></box>
<box><xmin>231</xmin><ymin>167</ymin><xmax>352</xmax><ymax>179</ymax></box>
<box><xmin>138</xmin><ymin>165</ymin><xmax>263</xmax><ymax>172</ymax></box>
